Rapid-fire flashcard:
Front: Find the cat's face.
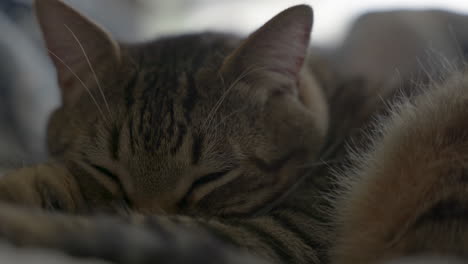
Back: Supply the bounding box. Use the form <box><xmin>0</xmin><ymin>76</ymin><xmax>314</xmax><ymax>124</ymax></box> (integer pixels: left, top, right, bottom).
<box><xmin>37</xmin><ymin>0</ymin><xmax>328</xmax><ymax>216</ymax></box>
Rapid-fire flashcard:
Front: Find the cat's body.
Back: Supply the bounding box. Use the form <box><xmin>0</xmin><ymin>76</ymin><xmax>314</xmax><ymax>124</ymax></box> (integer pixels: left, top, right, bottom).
<box><xmin>1</xmin><ymin>1</ymin><xmax>468</xmax><ymax>264</ymax></box>
<box><xmin>327</xmin><ymin>11</ymin><xmax>468</xmax><ymax>263</ymax></box>
<box><xmin>332</xmin><ymin>70</ymin><xmax>468</xmax><ymax>263</ymax></box>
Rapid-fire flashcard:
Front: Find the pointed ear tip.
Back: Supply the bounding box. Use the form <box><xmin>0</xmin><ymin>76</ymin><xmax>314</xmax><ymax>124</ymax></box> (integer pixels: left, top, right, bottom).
<box><xmin>33</xmin><ymin>0</ymin><xmax>43</xmax><ymax>11</ymax></box>
<box><xmin>34</xmin><ymin>0</ymin><xmax>67</xmax><ymax>13</ymax></box>
<box><xmin>277</xmin><ymin>5</ymin><xmax>313</xmax><ymax>28</ymax></box>
<box><xmin>290</xmin><ymin>5</ymin><xmax>314</xmax><ymax>20</ymax></box>
<box><xmin>34</xmin><ymin>0</ymin><xmax>54</xmax><ymax>8</ymax></box>
<box><xmin>34</xmin><ymin>0</ymin><xmax>48</xmax><ymax>21</ymax></box>
<box><xmin>34</xmin><ymin>0</ymin><xmax>47</xmax><ymax>14</ymax></box>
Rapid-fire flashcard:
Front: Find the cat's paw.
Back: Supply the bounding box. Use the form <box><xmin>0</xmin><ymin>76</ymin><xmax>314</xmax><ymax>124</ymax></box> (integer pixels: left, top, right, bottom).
<box><xmin>0</xmin><ymin>163</ymin><xmax>83</xmax><ymax>212</ymax></box>
<box><xmin>0</xmin><ymin>202</ymin><xmax>82</xmax><ymax>247</ymax></box>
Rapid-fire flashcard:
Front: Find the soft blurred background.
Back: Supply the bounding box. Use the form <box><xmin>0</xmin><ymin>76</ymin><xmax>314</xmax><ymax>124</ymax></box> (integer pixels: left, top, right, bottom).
<box><xmin>60</xmin><ymin>0</ymin><xmax>468</xmax><ymax>45</ymax></box>
<box><xmin>1</xmin><ymin>0</ymin><xmax>468</xmax><ymax>170</ymax></box>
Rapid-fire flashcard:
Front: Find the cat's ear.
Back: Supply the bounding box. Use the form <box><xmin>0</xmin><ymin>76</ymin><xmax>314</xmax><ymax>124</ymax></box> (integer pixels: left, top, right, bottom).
<box><xmin>35</xmin><ymin>0</ymin><xmax>120</xmax><ymax>104</ymax></box>
<box><xmin>221</xmin><ymin>5</ymin><xmax>313</xmax><ymax>83</ymax></box>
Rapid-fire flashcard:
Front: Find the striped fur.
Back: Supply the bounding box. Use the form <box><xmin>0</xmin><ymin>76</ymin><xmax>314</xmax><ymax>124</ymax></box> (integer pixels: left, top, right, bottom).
<box><xmin>0</xmin><ymin>0</ymin><xmax>333</xmax><ymax>263</ymax></box>
<box><xmin>3</xmin><ymin>1</ymin><xmax>468</xmax><ymax>264</ymax></box>
<box><xmin>331</xmin><ymin>71</ymin><xmax>468</xmax><ymax>263</ymax></box>
<box><xmin>37</xmin><ymin>0</ymin><xmax>329</xmax><ymax>218</ymax></box>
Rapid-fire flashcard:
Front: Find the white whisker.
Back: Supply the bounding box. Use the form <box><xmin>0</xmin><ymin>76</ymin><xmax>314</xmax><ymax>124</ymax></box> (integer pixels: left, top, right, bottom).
<box><xmin>213</xmin><ymin>105</ymin><xmax>249</xmax><ymax>131</ymax></box>
<box><xmin>47</xmin><ymin>49</ymin><xmax>107</xmax><ymax>122</ymax></box>
<box><xmin>297</xmin><ymin>158</ymin><xmax>340</xmax><ymax>170</ymax></box>
<box><xmin>64</xmin><ymin>24</ymin><xmax>112</xmax><ymax>119</ymax></box>
<box><xmin>416</xmin><ymin>57</ymin><xmax>437</xmax><ymax>85</ymax></box>
<box><xmin>253</xmin><ymin>158</ymin><xmax>338</xmax><ymax>217</ymax></box>
<box><xmin>202</xmin><ymin>65</ymin><xmax>267</xmax><ymax>132</ymax></box>
<box><xmin>447</xmin><ymin>24</ymin><xmax>465</xmax><ymax>67</ymax></box>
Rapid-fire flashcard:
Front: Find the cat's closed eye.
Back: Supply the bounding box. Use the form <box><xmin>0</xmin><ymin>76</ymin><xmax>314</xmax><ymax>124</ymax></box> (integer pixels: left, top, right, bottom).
<box><xmin>86</xmin><ymin>163</ymin><xmax>132</xmax><ymax>206</ymax></box>
<box><xmin>178</xmin><ymin>168</ymin><xmax>233</xmax><ymax>209</ymax></box>
<box><xmin>90</xmin><ymin>164</ymin><xmax>120</xmax><ymax>186</ymax></box>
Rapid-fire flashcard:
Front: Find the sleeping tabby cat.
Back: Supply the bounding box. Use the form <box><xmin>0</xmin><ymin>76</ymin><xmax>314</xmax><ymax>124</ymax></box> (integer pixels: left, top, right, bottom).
<box><xmin>1</xmin><ymin>0</ymin><xmax>468</xmax><ymax>264</ymax></box>
<box><xmin>0</xmin><ymin>0</ymin><xmax>331</xmax><ymax>263</ymax></box>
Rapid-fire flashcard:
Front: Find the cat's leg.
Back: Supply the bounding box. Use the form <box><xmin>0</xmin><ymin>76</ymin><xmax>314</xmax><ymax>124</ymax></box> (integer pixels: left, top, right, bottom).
<box><xmin>331</xmin><ymin>72</ymin><xmax>468</xmax><ymax>263</ymax></box>
<box><xmin>0</xmin><ymin>200</ymin><xmax>327</xmax><ymax>264</ymax></box>
<box><xmin>0</xmin><ymin>161</ymin><xmax>132</xmax><ymax>214</ymax></box>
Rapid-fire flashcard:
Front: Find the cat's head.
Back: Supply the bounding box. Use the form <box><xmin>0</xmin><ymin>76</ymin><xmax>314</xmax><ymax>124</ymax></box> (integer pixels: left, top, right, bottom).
<box><xmin>36</xmin><ymin>0</ymin><xmax>328</xmax><ymax>216</ymax></box>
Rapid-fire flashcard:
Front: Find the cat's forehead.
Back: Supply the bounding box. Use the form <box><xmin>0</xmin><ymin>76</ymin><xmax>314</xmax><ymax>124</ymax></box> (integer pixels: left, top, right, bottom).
<box><xmin>129</xmin><ymin>33</ymin><xmax>239</xmax><ymax>72</ymax></box>
<box><xmin>119</xmin><ymin>33</ymin><xmax>241</xmax><ymax>157</ymax></box>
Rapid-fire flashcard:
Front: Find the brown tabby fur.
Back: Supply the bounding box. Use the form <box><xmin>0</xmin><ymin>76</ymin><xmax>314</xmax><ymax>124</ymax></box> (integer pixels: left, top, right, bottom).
<box><xmin>328</xmin><ymin>11</ymin><xmax>468</xmax><ymax>263</ymax></box>
<box><xmin>0</xmin><ymin>0</ymin><xmax>329</xmax><ymax>214</ymax></box>
<box><xmin>332</xmin><ymin>71</ymin><xmax>468</xmax><ymax>263</ymax></box>
<box><xmin>1</xmin><ymin>1</ymin><xmax>468</xmax><ymax>264</ymax></box>
<box><xmin>0</xmin><ymin>0</ymin><xmax>332</xmax><ymax>263</ymax></box>
<box><xmin>17</xmin><ymin>0</ymin><xmax>327</xmax><ymax>218</ymax></box>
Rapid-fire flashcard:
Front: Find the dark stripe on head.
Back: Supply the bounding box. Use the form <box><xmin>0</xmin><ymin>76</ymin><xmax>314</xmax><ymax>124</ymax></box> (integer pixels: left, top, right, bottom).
<box><xmin>191</xmin><ymin>132</ymin><xmax>204</xmax><ymax>165</ymax></box>
<box><xmin>138</xmin><ymin>72</ymin><xmax>159</xmax><ymax>134</ymax></box>
<box><xmin>139</xmin><ymin>70</ymin><xmax>177</xmax><ymax>152</ymax></box>
<box><xmin>88</xmin><ymin>118</ymin><xmax>100</xmax><ymax>146</ymax></box>
<box><xmin>183</xmin><ymin>74</ymin><xmax>198</xmax><ymax>123</ymax></box>
<box><xmin>138</xmin><ymin>93</ymin><xmax>149</xmax><ymax>134</ymax></box>
<box><xmin>124</xmin><ymin>71</ymin><xmax>138</xmax><ymax>110</ymax></box>
<box><xmin>109</xmin><ymin>124</ymin><xmax>120</xmax><ymax>160</ymax></box>
<box><xmin>166</xmin><ymin>98</ymin><xmax>176</xmax><ymax>140</ymax></box>
<box><xmin>171</xmin><ymin>122</ymin><xmax>187</xmax><ymax>155</ymax></box>
<box><xmin>128</xmin><ymin>116</ymin><xmax>135</xmax><ymax>154</ymax></box>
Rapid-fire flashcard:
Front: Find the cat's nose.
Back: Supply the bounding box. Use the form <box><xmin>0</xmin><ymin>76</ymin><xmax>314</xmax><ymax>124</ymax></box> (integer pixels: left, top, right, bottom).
<box><xmin>133</xmin><ymin>197</ymin><xmax>178</xmax><ymax>215</ymax></box>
